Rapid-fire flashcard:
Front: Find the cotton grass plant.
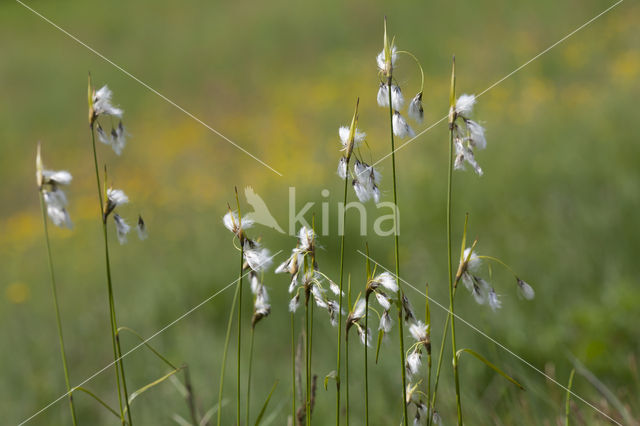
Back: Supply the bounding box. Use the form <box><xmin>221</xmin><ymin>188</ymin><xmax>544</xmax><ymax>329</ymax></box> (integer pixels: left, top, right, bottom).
<box><xmin>36</xmin><ymin>143</ymin><xmax>78</xmax><ymax>425</ymax></box>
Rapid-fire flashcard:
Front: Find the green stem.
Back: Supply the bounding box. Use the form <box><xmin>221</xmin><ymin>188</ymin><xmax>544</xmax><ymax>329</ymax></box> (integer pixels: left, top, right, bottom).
<box><xmin>345</xmin><ymin>333</ymin><xmax>350</xmax><ymax>426</ymax></box>
<box><xmin>336</xmin><ymin>166</ymin><xmax>349</xmax><ymax>426</ymax></box>
<box><xmin>429</xmin><ymin>285</ymin><xmax>460</xmax><ymax>421</ymax></box>
<box><xmin>90</xmin><ymin>123</ymin><xmax>128</xmax><ymax>425</ymax></box>
<box><xmin>291</xmin><ymin>312</ymin><xmax>297</xmax><ymax>424</ymax></box>
<box><xmin>237</xmin><ymin>242</ymin><xmax>244</xmax><ymax>426</ymax></box>
<box><xmin>566</xmin><ymin>369</ymin><xmax>575</xmax><ymax>426</ymax></box>
<box><xmin>183</xmin><ymin>366</ymin><xmax>200</xmax><ymax>426</ymax></box>
<box><xmin>446</xmin><ymin>67</ymin><xmax>463</xmax><ymax>424</ymax></box>
<box><xmin>217</xmin><ymin>269</ymin><xmax>241</xmax><ymax>426</ymax></box>
<box><xmin>364</xmin><ymin>296</ymin><xmax>369</xmax><ymax>426</ymax></box>
<box><xmin>387</xmin><ymin>78</ymin><xmax>408</xmax><ymax>426</ymax></box>
<box><xmin>39</xmin><ymin>193</ymin><xmax>78</xmax><ymax>426</ymax></box>
<box><xmin>246</xmin><ymin>326</ymin><xmax>255</xmax><ymax>426</ymax></box>
<box><xmin>305</xmin><ymin>298</ymin><xmax>311</xmax><ymax>426</ymax></box>
<box><xmin>425</xmin><ymin>284</ymin><xmax>431</xmax><ymax>426</ymax></box>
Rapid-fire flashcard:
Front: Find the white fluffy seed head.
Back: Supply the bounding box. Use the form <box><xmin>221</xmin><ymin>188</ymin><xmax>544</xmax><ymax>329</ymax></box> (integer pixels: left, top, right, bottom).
<box><xmin>329</xmin><ymin>281</ymin><xmax>343</xmax><ymax>296</ymax></box>
<box><xmin>463</xmin><ymin>247</ymin><xmax>482</xmax><ymax>273</ymax></box>
<box><xmin>42</xmin><ymin>170</ymin><xmax>72</xmax><ymax>186</ymax></box>
<box><xmin>517</xmin><ymin>278</ymin><xmax>535</xmax><ymax>300</ymax></box>
<box><xmin>223</xmin><ymin>210</ymin><xmax>254</xmax><ymax>235</ymax></box>
<box><xmin>352</xmin><ymin>298</ymin><xmax>366</xmax><ymax>321</ymax></box>
<box><xmin>409</xmin><ymin>320</ymin><xmax>428</xmax><ymax>343</ymax></box>
<box><xmin>375</xmin><ymin>292</ymin><xmax>391</xmax><ymax>311</ymax></box>
<box><xmin>46</xmin><ymin>204</ymin><xmax>72</xmax><ymax>229</ymax></box>
<box><xmin>113</xmin><ymin>214</ymin><xmax>130</xmax><ymax>245</ymax></box>
<box><xmin>243</xmin><ymin>242</ymin><xmax>272</xmax><ymax>272</ymax></box>
<box><xmin>377</xmin><ymin>83</ymin><xmax>389</xmax><ymax>107</ymax></box>
<box><xmin>379</xmin><ymin>310</ymin><xmax>393</xmax><ymax>333</ymax></box>
<box><xmin>408</xmin><ymin>92</ymin><xmax>424</xmax><ymax>123</ymax></box>
<box><xmin>337</xmin><ymin>157</ymin><xmax>348</xmax><ymax>179</ymax></box>
<box><xmin>374</xmin><ymin>272</ymin><xmax>398</xmax><ymax>293</ymax></box>
<box><xmin>391</xmin><ymin>85</ymin><xmax>404</xmax><ymax>110</ymax></box>
<box><xmin>136</xmin><ymin>215</ymin><xmax>148</xmax><ymax>240</ymax></box>
<box><xmin>488</xmin><ymin>288</ymin><xmax>502</xmax><ymax>311</ymax></box>
<box><xmin>455</xmin><ymin>93</ymin><xmax>476</xmax><ymax>116</ymax></box>
<box><xmin>392</xmin><ymin>112</ymin><xmax>415</xmax><ymax>139</ymax></box>
<box><xmin>289</xmin><ymin>294</ymin><xmax>300</xmax><ymax>313</ymax></box>
<box><xmin>406</xmin><ymin>350</ymin><xmax>422</xmax><ymax>377</ymax></box>
<box><xmin>93</xmin><ymin>85</ymin><xmax>123</xmax><ymax>118</ymax></box>
<box><xmin>466</xmin><ymin>120</ymin><xmax>486</xmax><ymax>150</ymax></box>
<box><xmin>107</xmin><ymin>188</ymin><xmax>129</xmax><ymax>207</ymax></box>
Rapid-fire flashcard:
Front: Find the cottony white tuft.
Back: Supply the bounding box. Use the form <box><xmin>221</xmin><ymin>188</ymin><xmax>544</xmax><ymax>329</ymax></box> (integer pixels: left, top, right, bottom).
<box><xmin>379</xmin><ymin>310</ymin><xmax>393</xmax><ymax>333</ymax></box>
<box><xmin>455</xmin><ymin>93</ymin><xmax>476</xmax><ymax>116</ymax></box>
<box><xmin>337</xmin><ymin>157</ymin><xmax>348</xmax><ymax>179</ymax></box>
<box><xmin>488</xmin><ymin>288</ymin><xmax>502</xmax><ymax>311</ymax></box>
<box><xmin>93</xmin><ymin>85</ymin><xmax>123</xmax><ymax>118</ymax></box>
<box><xmin>113</xmin><ymin>214</ymin><xmax>130</xmax><ymax>244</ymax></box>
<box><xmin>409</xmin><ymin>320</ymin><xmax>429</xmax><ymax>343</ymax></box>
<box><xmin>406</xmin><ymin>350</ymin><xmax>422</xmax><ymax>376</ymax></box>
<box><xmin>375</xmin><ymin>292</ymin><xmax>391</xmax><ymax>311</ymax></box>
<box><xmin>392</xmin><ymin>111</ymin><xmax>415</xmax><ymax>139</ymax></box>
<box><xmin>244</xmin><ymin>242</ymin><xmax>272</xmax><ymax>272</ymax></box>
<box><xmin>408</xmin><ymin>92</ymin><xmax>424</xmax><ymax>123</ymax></box>
<box><xmin>517</xmin><ymin>278</ymin><xmax>535</xmax><ymax>300</ymax></box>
<box><xmin>466</xmin><ymin>120</ymin><xmax>487</xmax><ymax>150</ymax></box>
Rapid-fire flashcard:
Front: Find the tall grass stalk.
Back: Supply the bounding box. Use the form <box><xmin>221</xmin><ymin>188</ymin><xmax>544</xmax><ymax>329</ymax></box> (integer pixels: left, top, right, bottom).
<box><xmin>345</xmin><ymin>276</ymin><xmax>351</xmax><ymax>426</ymax></box>
<box><xmin>305</xmin><ymin>289</ymin><xmax>311</xmax><ymax>426</ymax></box>
<box><xmin>383</xmin><ymin>20</ymin><xmax>409</xmax><ymax>424</ymax></box>
<box><xmin>38</xmin><ymin>192</ymin><xmax>78</xmax><ymax>426</ymax></box>
<box><xmin>246</xmin><ymin>325</ymin><xmax>255</xmax><ymax>426</ymax></box>
<box><xmin>89</xmin><ymin>123</ymin><xmax>131</xmax><ymax>425</ymax></box>
<box><xmin>364</xmin><ymin>244</ymin><xmax>371</xmax><ymax>426</ymax></box>
<box><xmin>425</xmin><ymin>283</ymin><xmax>431</xmax><ymax>426</ymax></box>
<box><xmin>216</xmin><ymin>273</ymin><xmax>240</xmax><ymax>426</ymax></box>
<box><xmin>235</xmin><ymin>189</ymin><xmax>245</xmax><ymax>426</ymax></box>
<box><xmin>291</xmin><ymin>312</ymin><xmax>297</xmax><ymax>423</ymax></box>
<box><xmin>335</xmin><ymin>165</ymin><xmax>349</xmax><ymax>426</ymax></box>
<box><xmin>335</xmin><ymin>98</ymin><xmax>359</xmax><ymax>426</ymax></box>
<box><xmin>445</xmin><ymin>57</ymin><xmax>463</xmax><ymax>425</ymax></box>
<box><xmin>565</xmin><ymin>369</ymin><xmax>575</xmax><ymax>426</ymax></box>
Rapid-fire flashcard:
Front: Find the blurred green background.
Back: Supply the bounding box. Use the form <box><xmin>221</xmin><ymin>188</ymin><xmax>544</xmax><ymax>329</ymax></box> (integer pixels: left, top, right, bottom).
<box><xmin>1</xmin><ymin>0</ymin><xmax>639</xmax><ymax>424</ymax></box>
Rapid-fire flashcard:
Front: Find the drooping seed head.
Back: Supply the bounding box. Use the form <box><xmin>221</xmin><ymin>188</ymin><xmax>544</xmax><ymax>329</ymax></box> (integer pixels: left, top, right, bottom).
<box><xmin>517</xmin><ymin>278</ymin><xmax>535</xmax><ymax>300</ymax></box>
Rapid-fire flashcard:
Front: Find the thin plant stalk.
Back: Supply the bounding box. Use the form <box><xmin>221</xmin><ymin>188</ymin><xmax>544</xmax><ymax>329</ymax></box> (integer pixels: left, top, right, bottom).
<box><xmin>336</xmin><ymin>154</ymin><xmax>350</xmax><ymax>426</ymax></box>
<box><xmin>235</xmin><ymin>189</ymin><xmax>245</xmax><ymax>426</ymax></box>
<box><xmin>305</xmin><ymin>292</ymin><xmax>311</xmax><ymax>426</ymax></box>
<box><xmin>345</xmin><ymin>276</ymin><xmax>352</xmax><ymax>426</ymax></box>
<box><xmin>216</xmin><ymin>274</ymin><xmax>241</xmax><ymax>426</ymax></box>
<box><xmin>345</xmin><ymin>332</ymin><xmax>350</xmax><ymax>426</ymax></box>
<box><xmin>566</xmin><ymin>369</ymin><xmax>576</xmax><ymax>426</ymax></box>
<box><xmin>430</xmin><ymin>216</ymin><xmax>470</xmax><ymax>421</ymax></box>
<box><xmin>446</xmin><ymin>57</ymin><xmax>463</xmax><ymax>425</ymax></box>
<box><xmin>364</xmin><ymin>243</ymin><xmax>372</xmax><ymax>426</ymax></box>
<box><xmin>291</xmin><ymin>312</ymin><xmax>297</xmax><ymax>424</ymax></box>
<box><xmin>387</xmin><ymin>68</ymin><xmax>409</xmax><ymax>426</ymax></box>
<box><xmin>425</xmin><ymin>283</ymin><xmax>431</xmax><ymax>426</ymax></box>
<box><xmin>236</xmin><ymin>244</ymin><xmax>244</xmax><ymax>426</ymax></box>
<box><xmin>38</xmin><ymin>193</ymin><xmax>78</xmax><ymax>426</ymax></box>
<box><xmin>246</xmin><ymin>326</ymin><xmax>256</xmax><ymax>426</ymax></box>
<box><xmin>89</xmin><ymin>124</ymin><xmax>131</xmax><ymax>425</ymax></box>
<box><xmin>364</xmin><ymin>297</ymin><xmax>369</xmax><ymax>425</ymax></box>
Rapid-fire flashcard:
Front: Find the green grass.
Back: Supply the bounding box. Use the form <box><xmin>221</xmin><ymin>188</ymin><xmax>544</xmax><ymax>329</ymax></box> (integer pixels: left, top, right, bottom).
<box><xmin>1</xmin><ymin>0</ymin><xmax>639</xmax><ymax>424</ymax></box>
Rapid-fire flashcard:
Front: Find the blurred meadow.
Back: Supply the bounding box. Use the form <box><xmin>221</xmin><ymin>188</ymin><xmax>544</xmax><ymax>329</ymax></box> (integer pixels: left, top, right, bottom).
<box><xmin>1</xmin><ymin>0</ymin><xmax>639</xmax><ymax>424</ymax></box>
